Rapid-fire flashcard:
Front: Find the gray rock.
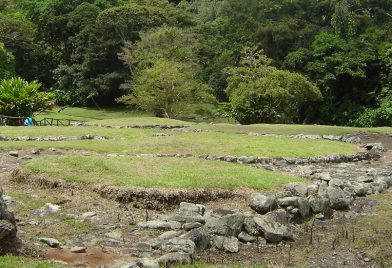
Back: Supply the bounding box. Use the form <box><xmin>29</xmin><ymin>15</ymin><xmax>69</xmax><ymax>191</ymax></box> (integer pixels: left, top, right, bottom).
<box><xmin>39</xmin><ymin>237</ymin><xmax>62</xmax><ymax>248</ymax></box>
<box><xmin>253</xmin><ymin>216</ymin><xmax>293</xmax><ymax>243</ymax></box>
<box><xmin>150</xmin><ymin>231</ymin><xmax>182</xmax><ymax>249</ymax></box>
<box><xmin>140</xmin><ymin>258</ymin><xmax>159</xmax><ymax>268</ymax></box>
<box><xmin>278</xmin><ymin>196</ymin><xmax>300</xmax><ymax>207</ymax></box>
<box><xmin>249</xmin><ymin>193</ymin><xmax>277</xmax><ymax>214</ymax></box>
<box><xmin>70</xmin><ymin>246</ymin><xmax>87</xmax><ymax>253</ymax></box>
<box><xmin>243</xmin><ymin>217</ymin><xmax>259</xmax><ymax>236</ymax></box>
<box><xmin>214</xmin><ymin>236</ymin><xmax>239</xmax><ymax>253</ymax></box>
<box><xmin>204</xmin><ymin>210</ymin><xmax>244</xmax><ymax>237</ymax></box>
<box><xmin>322</xmin><ymin>135</ymin><xmax>342</xmax><ymax>141</ymax></box>
<box><xmin>161</xmin><ymin>237</ymin><xmax>195</xmax><ymax>255</ymax></box>
<box><xmin>168</xmin><ymin>202</ymin><xmax>205</xmax><ymax>224</ymax></box>
<box><xmin>352</xmin><ymin>182</ymin><xmax>368</xmax><ymax>197</ymax></box>
<box><xmin>157</xmin><ymin>252</ymin><xmax>192</xmax><ymax>266</ymax></box>
<box><xmin>182</xmin><ymin>222</ymin><xmax>203</xmax><ymax>231</ymax></box>
<box><xmin>182</xmin><ymin>228</ymin><xmax>209</xmax><ymax>251</ymax></box>
<box><xmin>327</xmin><ymin>186</ymin><xmax>352</xmax><ymax>210</ymax></box>
<box><xmin>137</xmin><ymin>220</ymin><xmax>181</xmax><ymax>230</ymax></box>
<box><xmin>376</xmin><ymin>177</ymin><xmax>392</xmax><ymax>187</ymax></box>
<box><xmin>284</xmin><ymin>182</ymin><xmax>308</xmax><ymax>197</ymax></box>
<box><xmin>313</xmin><ymin>172</ymin><xmax>332</xmax><ymax>182</ymax></box>
<box><xmin>297</xmin><ymin>198</ymin><xmax>311</xmax><ymax>218</ymax></box>
<box><xmin>264</xmin><ymin>209</ymin><xmax>289</xmax><ymax>225</ymax></box>
<box><xmin>82</xmin><ymin>212</ymin><xmax>97</xmax><ymax>219</ymax></box>
<box><xmin>371</xmin><ymin>181</ymin><xmax>387</xmax><ymax>194</ymax></box>
<box><xmin>307</xmin><ymin>184</ymin><xmax>319</xmax><ymax>196</ymax></box>
<box><xmin>8</xmin><ymin>151</ymin><xmax>18</xmax><ymax>157</ymax></box>
<box><xmin>238</xmin><ymin>231</ymin><xmax>256</xmax><ymax>243</ymax></box>
<box><xmin>329</xmin><ymin>179</ymin><xmax>348</xmax><ymax>189</ymax></box>
<box><xmin>0</xmin><ymin>192</ymin><xmax>20</xmax><ymax>255</ymax></box>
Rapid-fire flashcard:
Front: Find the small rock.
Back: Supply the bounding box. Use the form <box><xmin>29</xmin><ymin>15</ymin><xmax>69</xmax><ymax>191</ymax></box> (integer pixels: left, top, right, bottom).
<box><xmin>8</xmin><ymin>151</ymin><xmax>18</xmax><ymax>157</ymax></box>
<box><xmin>39</xmin><ymin>237</ymin><xmax>62</xmax><ymax>248</ymax></box>
<box><xmin>161</xmin><ymin>237</ymin><xmax>196</xmax><ymax>255</ymax></box>
<box><xmin>214</xmin><ymin>236</ymin><xmax>239</xmax><ymax>253</ymax></box>
<box><xmin>182</xmin><ymin>222</ymin><xmax>203</xmax><ymax>231</ymax></box>
<box><xmin>82</xmin><ymin>212</ymin><xmax>96</xmax><ymax>219</ymax></box>
<box><xmin>70</xmin><ymin>246</ymin><xmax>87</xmax><ymax>253</ymax></box>
<box><xmin>157</xmin><ymin>252</ymin><xmax>192</xmax><ymax>266</ymax></box>
<box><xmin>181</xmin><ymin>228</ymin><xmax>209</xmax><ymax>251</ymax></box>
<box><xmin>137</xmin><ymin>220</ymin><xmax>181</xmax><ymax>230</ymax></box>
<box><xmin>238</xmin><ymin>231</ymin><xmax>256</xmax><ymax>243</ymax></box>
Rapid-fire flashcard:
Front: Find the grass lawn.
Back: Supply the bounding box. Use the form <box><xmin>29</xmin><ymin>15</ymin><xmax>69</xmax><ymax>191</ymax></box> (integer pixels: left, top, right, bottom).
<box><xmin>190</xmin><ymin>123</ymin><xmax>392</xmax><ymax>136</ymax></box>
<box><xmin>34</xmin><ymin>107</ymin><xmax>149</xmax><ymax>122</ymax></box>
<box><xmin>0</xmin><ymin>256</ymin><xmax>65</xmax><ymax>268</ymax></box>
<box><xmin>22</xmin><ymin>156</ymin><xmax>305</xmax><ymax>190</ymax></box>
<box><xmin>0</xmin><ymin>126</ymin><xmax>359</xmax><ymax>157</ymax></box>
<box><xmin>88</xmin><ymin>117</ymin><xmax>190</xmax><ymax>127</ymax></box>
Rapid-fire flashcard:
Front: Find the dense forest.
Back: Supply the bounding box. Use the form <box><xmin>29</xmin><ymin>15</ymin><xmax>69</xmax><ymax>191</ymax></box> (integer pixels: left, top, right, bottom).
<box><xmin>0</xmin><ymin>0</ymin><xmax>391</xmax><ymax>126</ymax></box>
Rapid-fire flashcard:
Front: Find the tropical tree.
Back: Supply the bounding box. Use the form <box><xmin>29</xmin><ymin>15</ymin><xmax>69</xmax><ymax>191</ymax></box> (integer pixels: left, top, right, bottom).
<box><xmin>0</xmin><ymin>77</ymin><xmax>54</xmax><ymax>117</ymax></box>
<box><xmin>118</xmin><ymin>59</ymin><xmax>214</xmax><ymax>118</ymax></box>
<box><xmin>225</xmin><ymin>47</ymin><xmax>322</xmax><ymax>124</ymax></box>
<box><xmin>0</xmin><ymin>42</ymin><xmax>15</xmax><ymax>80</ymax></box>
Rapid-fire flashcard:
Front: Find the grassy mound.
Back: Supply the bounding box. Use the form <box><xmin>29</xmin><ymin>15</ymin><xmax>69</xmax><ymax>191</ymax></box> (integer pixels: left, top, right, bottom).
<box><xmin>23</xmin><ymin>156</ymin><xmax>305</xmax><ymax>190</ymax></box>
<box><xmin>0</xmin><ymin>126</ymin><xmax>359</xmax><ymax>157</ymax></box>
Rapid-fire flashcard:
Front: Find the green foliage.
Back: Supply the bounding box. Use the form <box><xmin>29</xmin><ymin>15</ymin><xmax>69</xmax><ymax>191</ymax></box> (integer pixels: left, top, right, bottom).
<box><xmin>0</xmin><ymin>42</ymin><xmax>15</xmax><ymax>80</ymax></box>
<box><xmin>118</xmin><ymin>59</ymin><xmax>214</xmax><ymax>118</ymax></box>
<box><xmin>225</xmin><ymin>47</ymin><xmax>322</xmax><ymax>124</ymax></box>
<box><xmin>0</xmin><ymin>77</ymin><xmax>54</xmax><ymax>117</ymax></box>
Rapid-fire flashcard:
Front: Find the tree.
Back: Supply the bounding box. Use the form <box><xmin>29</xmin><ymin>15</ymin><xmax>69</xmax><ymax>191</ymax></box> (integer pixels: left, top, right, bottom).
<box><xmin>0</xmin><ymin>42</ymin><xmax>15</xmax><ymax>80</ymax></box>
<box><xmin>117</xmin><ymin>59</ymin><xmax>214</xmax><ymax>118</ymax></box>
<box><xmin>225</xmin><ymin>47</ymin><xmax>322</xmax><ymax>124</ymax></box>
<box><xmin>0</xmin><ymin>77</ymin><xmax>55</xmax><ymax>117</ymax></box>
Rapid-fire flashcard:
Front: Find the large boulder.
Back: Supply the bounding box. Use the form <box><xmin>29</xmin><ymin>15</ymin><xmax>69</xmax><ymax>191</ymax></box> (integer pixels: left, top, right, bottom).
<box><xmin>326</xmin><ymin>186</ymin><xmax>352</xmax><ymax>210</ymax></box>
<box><xmin>253</xmin><ymin>216</ymin><xmax>293</xmax><ymax>243</ymax></box>
<box><xmin>0</xmin><ymin>189</ymin><xmax>18</xmax><ymax>254</ymax></box>
<box><xmin>249</xmin><ymin>193</ymin><xmax>277</xmax><ymax>214</ymax></box>
<box><xmin>204</xmin><ymin>209</ymin><xmax>244</xmax><ymax>237</ymax></box>
<box><xmin>284</xmin><ymin>183</ymin><xmax>308</xmax><ymax>197</ymax></box>
<box><xmin>167</xmin><ymin>202</ymin><xmax>205</xmax><ymax>224</ymax></box>
<box><xmin>181</xmin><ymin>228</ymin><xmax>210</xmax><ymax>251</ymax></box>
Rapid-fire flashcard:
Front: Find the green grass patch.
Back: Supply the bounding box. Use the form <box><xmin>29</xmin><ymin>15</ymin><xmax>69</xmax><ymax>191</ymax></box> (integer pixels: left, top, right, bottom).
<box><xmin>88</xmin><ymin>117</ymin><xmax>190</xmax><ymax>127</ymax></box>
<box><xmin>22</xmin><ymin>156</ymin><xmax>305</xmax><ymax>190</ymax></box>
<box><xmin>0</xmin><ymin>126</ymin><xmax>359</xmax><ymax>157</ymax></box>
<box><xmin>0</xmin><ymin>256</ymin><xmax>66</xmax><ymax>268</ymax></box>
<box><xmin>191</xmin><ymin>123</ymin><xmax>392</xmax><ymax>135</ymax></box>
<box><xmin>35</xmin><ymin>107</ymin><xmax>149</xmax><ymax>122</ymax></box>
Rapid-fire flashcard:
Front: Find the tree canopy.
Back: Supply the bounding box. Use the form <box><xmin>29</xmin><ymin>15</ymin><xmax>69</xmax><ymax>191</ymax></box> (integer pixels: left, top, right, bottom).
<box><xmin>0</xmin><ymin>0</ymin><xmax>391</xmax><ymax>125</ymax></box>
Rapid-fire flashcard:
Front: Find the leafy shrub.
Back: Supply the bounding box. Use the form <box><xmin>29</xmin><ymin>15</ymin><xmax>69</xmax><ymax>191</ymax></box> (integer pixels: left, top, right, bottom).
<box><xmin>0</xmin><ymin>77</ymin><xmax>54</xmax><ymax>117</ymax></box>
<box><xmin>225</xmin><ymin>47</ymin><xmax>322</xmax><ymax>124</ymax></box>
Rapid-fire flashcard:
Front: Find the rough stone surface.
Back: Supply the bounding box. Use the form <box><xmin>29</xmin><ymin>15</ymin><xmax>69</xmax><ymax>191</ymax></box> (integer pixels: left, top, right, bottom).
<box><xmin>327</xmin><ymin>186</ymin><xmax>352</xmax><ymax>210</ymax></box>
<box><xmin>150</xmin><ymin>231</ymin><xmax>182</xmax><ymax>249</ymax></box>
<box><xmin>214</xmin><ymin>236</ymin><xmax>239</xmax><ymax>253</ymax></box>
<box><xmin>137</xmin><ymin>220</ymin><xmax>181</xmax><ymax>230</ymax></box>
<box><xmin>157</xmin><ymin>252</ymin><xmax>192</xmax><ymax>266</ymax></box>
<box><xmin>253</xmin><ymin>216</ymin><xmax>293</xmax><ymax>243</ymax></box>
<box><xmin>0</xmin><ymin>189</ymin><xmax>18</xmax><ymax>254</ymax></box>
<box><xmin>182</xmin><ymin>228</ymin><xmax>209</xmax><ymax>251</ymax></box>
<box><xmin>238</xmin><ymin>231</ymin><xmax>256</xmax><ymax>243</ymax></box>
<box><xmin>204</xmin><ymin>209</ymin><xmax>244</xmax><ymax>237</ymax></box>
<box><xmin>249</xmin><ymin>192</ymin><xmax>277</xmax><ymax>214</ymax></box>
<box><xmin>161</xmin><ymin>237</ymin><xmax>196</xmax><ymax>255</ymax></box>
<box><xmin>284</xmin><ymin>182</ymin><xmax>308</xmax><ymax>197</ymax></box>
<box><xmin>39</xmin><ymin>237</ymin><xmax>62</xmax><ymax>248</ymax></box>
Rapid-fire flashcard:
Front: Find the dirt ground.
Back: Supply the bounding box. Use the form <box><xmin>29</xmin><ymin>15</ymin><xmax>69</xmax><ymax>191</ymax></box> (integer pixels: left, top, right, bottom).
<box><xmin>1</xmin><ymin>134</ymin><xmax>392</xmax><ymax>267</ymax></box>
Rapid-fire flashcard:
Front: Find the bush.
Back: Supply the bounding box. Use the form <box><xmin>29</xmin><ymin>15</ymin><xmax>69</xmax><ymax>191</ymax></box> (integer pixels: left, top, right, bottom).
<box><xmin>225</xmin><ymin>47</ymin><xmax>322</xmax><ymax>124</ymax></box>
<box><xmin>0</xmin><ymin>77</ymin><xmax>55</xmax><ymax>117</ymax></box>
